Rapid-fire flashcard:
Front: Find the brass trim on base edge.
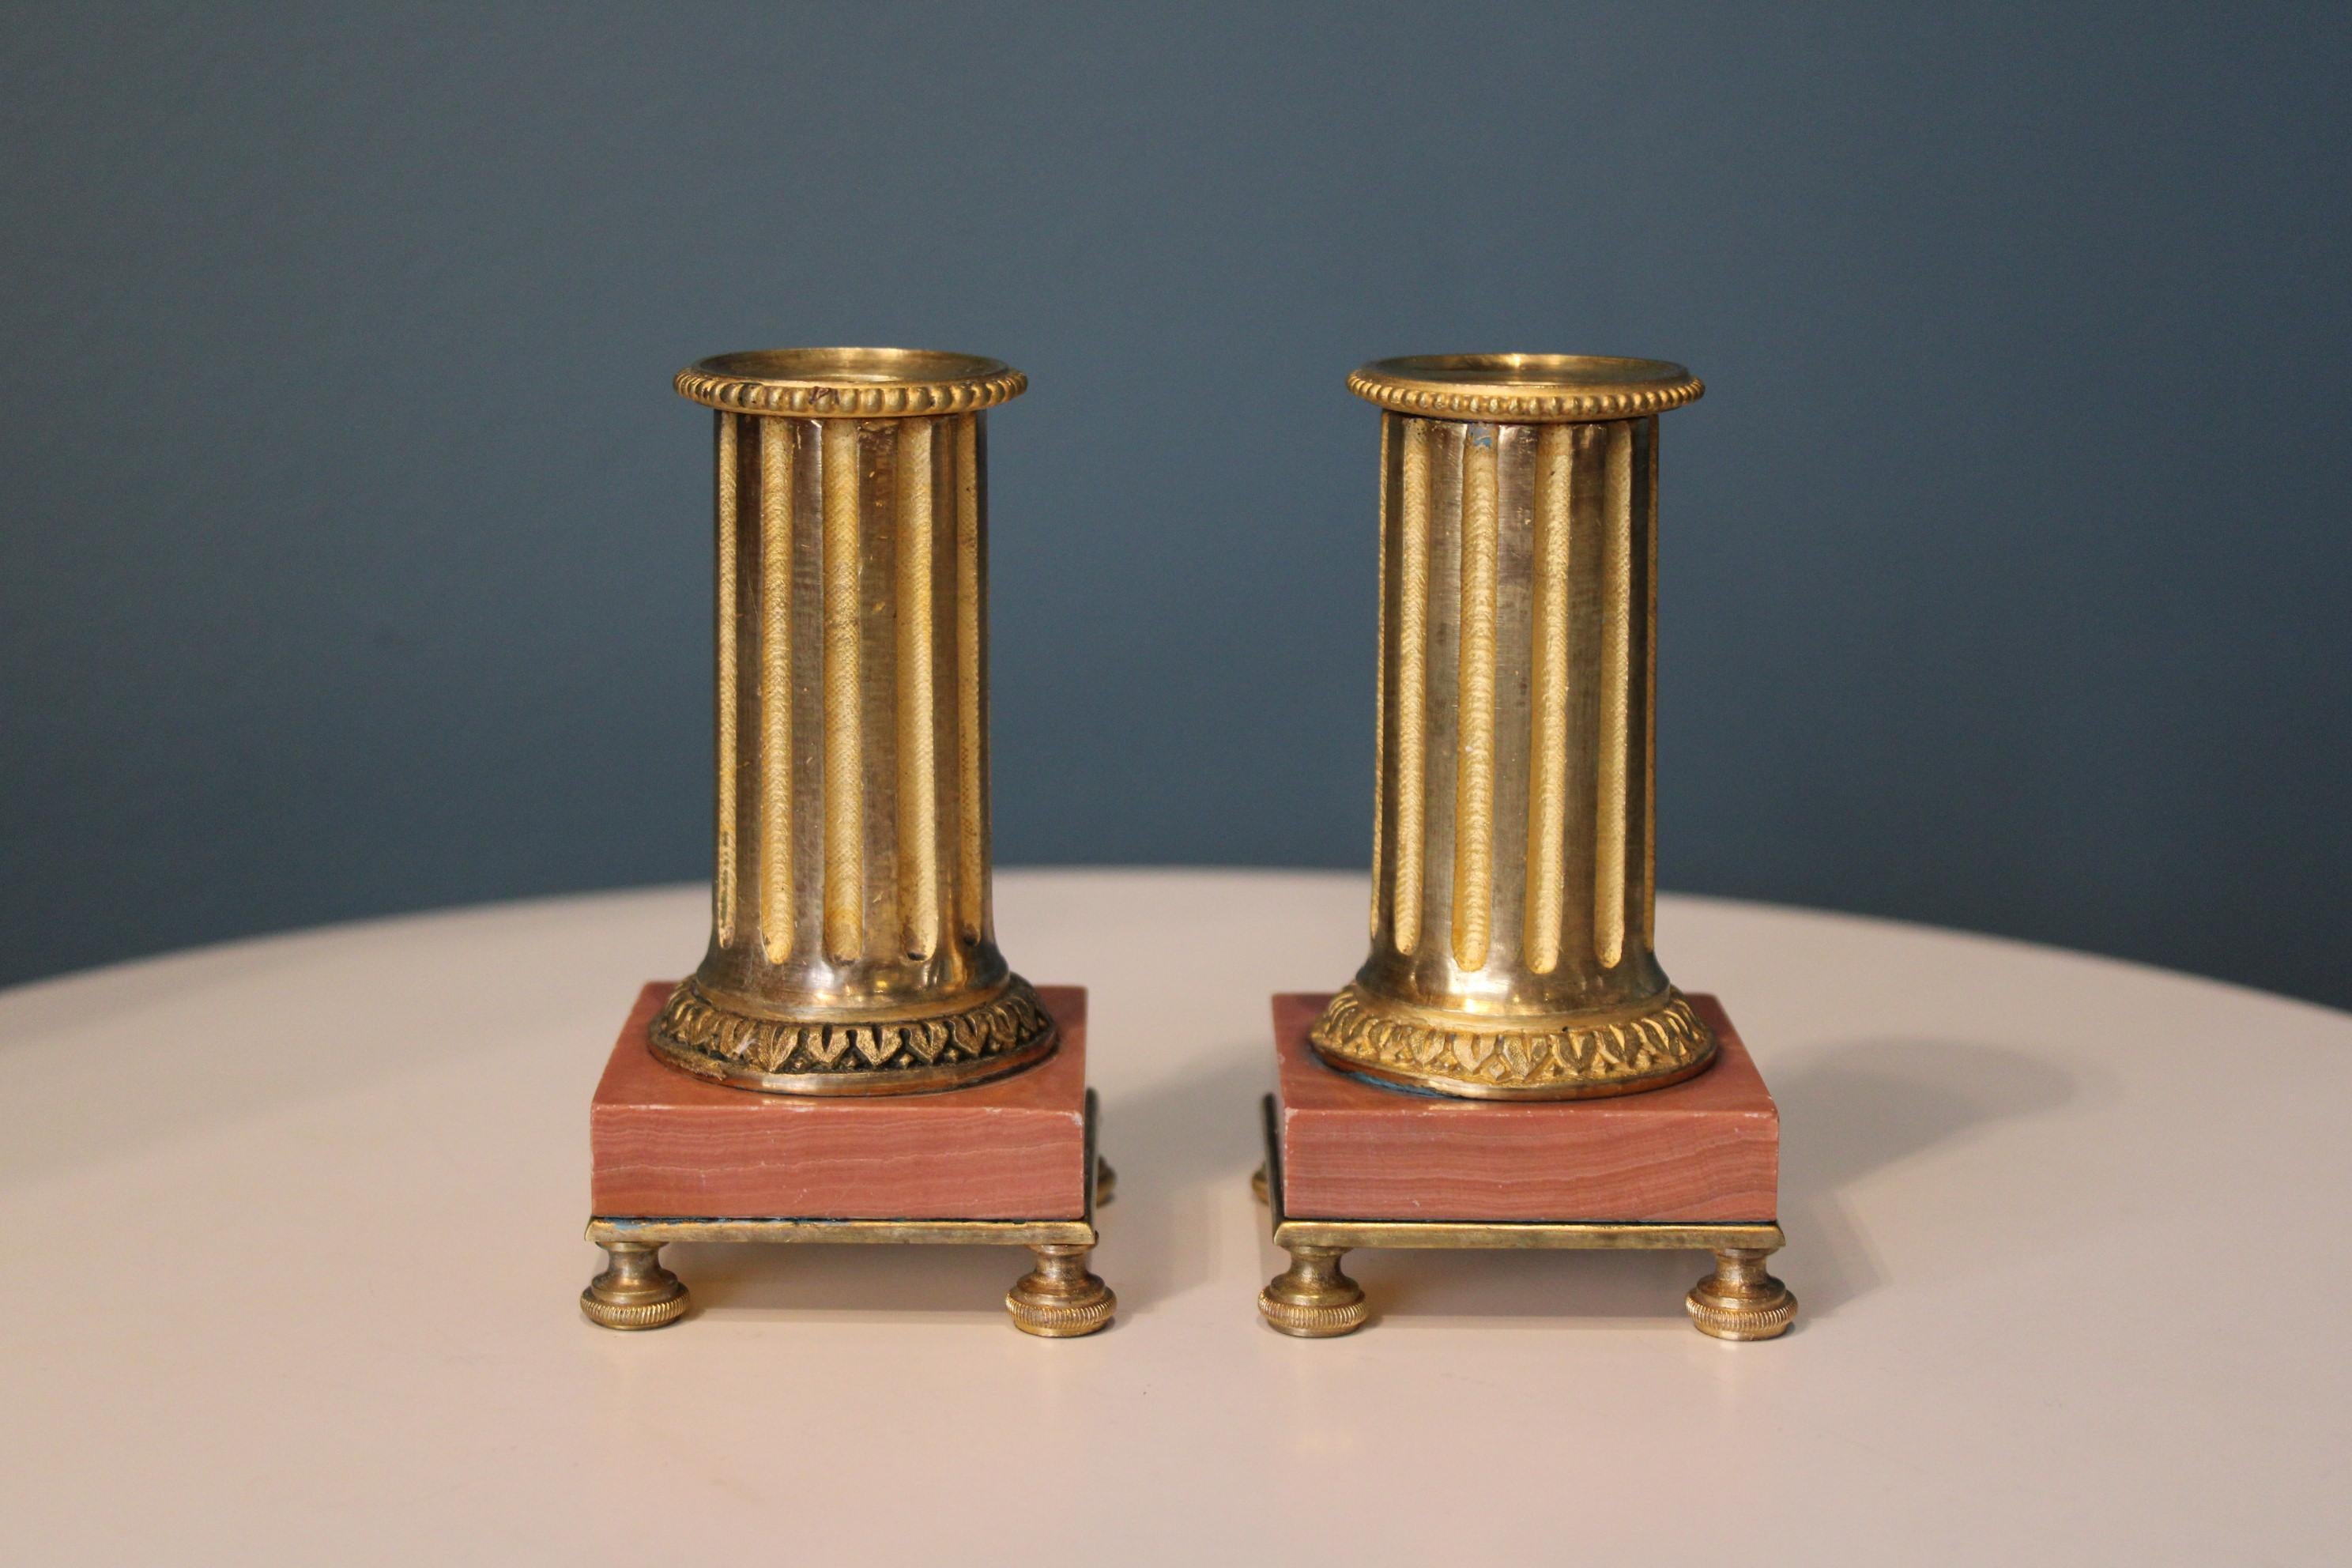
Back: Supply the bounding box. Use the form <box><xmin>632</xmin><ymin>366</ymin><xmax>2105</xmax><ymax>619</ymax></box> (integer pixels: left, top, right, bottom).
<box><xmin>1257</xmin><ymin>1095</ymin><xmax>1792</xmax><ymax>1340</ymax></box>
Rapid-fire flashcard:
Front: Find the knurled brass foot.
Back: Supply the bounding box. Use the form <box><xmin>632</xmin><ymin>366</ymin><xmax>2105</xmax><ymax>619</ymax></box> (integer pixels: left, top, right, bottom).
<box><xmin>1095</xmin><ymin>1158</ymin><xmax>1117</xmax><ymax>1208</ymax></box>
<box><xmin>1259</xmin><ymin>1245</ymin><xmax>1367</xmax><ymax>1337</ymax></box>
<box><xmin>1687</xmin><ymin>1247</ymin><xmax>1797</xmax><ymax>1340</ymax></box>
<box><xmin>1250</xmin><ymin>1163</ymin><xmax>1268</xmax><ymax>1205</ymax></box>
<box><xmin>1006</xmin><ymin>1243</ymin><xmax>1116</xmax><ymax>1337</ymax></box>
<box><xmin>581</xmin><ymin>1241</ymin><xmax>690</xmax><ymax>1331</ymax></box>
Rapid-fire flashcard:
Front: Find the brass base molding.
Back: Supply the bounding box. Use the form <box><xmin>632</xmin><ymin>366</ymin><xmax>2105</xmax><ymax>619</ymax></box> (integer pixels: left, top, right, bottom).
<box><xmin>1253</xmin><ymin>1096</ymin><xmax>1793</xmax><ymax>1342</ymax></box>
<box><xmin>650</xmin><ymin>973</ymin><xmax>1057</xmax><ymax>1095</ymax></box>
<box><xmin>1309</xmin><ymin>984</ymin><xmax>1716</xmax><ymax>1100</ymax></box>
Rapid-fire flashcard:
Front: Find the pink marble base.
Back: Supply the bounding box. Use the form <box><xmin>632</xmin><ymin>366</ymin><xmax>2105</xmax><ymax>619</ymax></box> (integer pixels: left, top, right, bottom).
<box><xmin>591</xmin><ymin>982</ymin><xmax>1089</xmax><ymax>1219</ymax></box>
<box><xmin>1274</xmin><ymin>992</ymin><xmax>1778</xmax><ymax>1223</ymax></box>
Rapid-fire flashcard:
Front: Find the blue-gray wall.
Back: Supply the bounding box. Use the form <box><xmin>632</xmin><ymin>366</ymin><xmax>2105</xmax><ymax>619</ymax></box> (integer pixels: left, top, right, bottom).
<box><xmin>5</xmin><ymin>5</ymin><xmax>2348</xmax><ymax>1005</ymax></box>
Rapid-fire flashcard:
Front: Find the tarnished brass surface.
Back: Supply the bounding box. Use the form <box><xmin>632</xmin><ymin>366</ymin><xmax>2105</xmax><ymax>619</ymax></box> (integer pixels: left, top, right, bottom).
<box><xmin>1257</xmin><ymin>1246</ymin><xmax>1367</xmax><ymax>1337</ymax></box>
<box><xmin>1256</xmin><ymin>1095</ymin><xmax>1791</xmax><ymax>1338</ymax></box>
<box><xmin>579</xmin><ymin>1241</ymin><xmax>690</xmax><ymax>1330</ymax></box>
<box><xmin>1311</xmin><ymin>354</ymin><xmax>1717</xmax><ymax>1099</ymax></box>
<box><xmin>654</xmin><ymin>348</ymin><xmax>1054</xmax><ymax>1095</ymax></box>
<box><xmin>1685</xmin><ymin>1248</ymin><xmax>1799</xmax><ymax>1341</ymax></box>
<box><xmin>1005</xmin><ymin>1244</ymin><xmax>1118</xmax><ymax>1337</ymax></box>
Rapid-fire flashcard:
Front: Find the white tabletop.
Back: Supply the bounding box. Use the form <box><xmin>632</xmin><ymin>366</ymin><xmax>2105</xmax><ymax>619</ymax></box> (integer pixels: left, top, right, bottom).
<box><xmin>5</xmin><ymin>870</ymin><xmax>2347</xmax><ymax>1563</ymax></box>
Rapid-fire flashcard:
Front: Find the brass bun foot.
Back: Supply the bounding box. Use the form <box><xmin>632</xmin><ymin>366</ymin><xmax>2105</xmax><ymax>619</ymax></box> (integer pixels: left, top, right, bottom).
<box><xmin>1095</xmin><ymin>1158</ymin><xmax>1117</xmax><ymax>1208</ymax></box>
<box><xmin>1686</xmin><ymin>1248</ymin><xmax>1798</xmax><ymax>1341</ymax></box>
<box><xmin>581</xmin><ymin>1242</ymin><xmax>690</xmax><ymax>1331</ymax></box>
<box><xmin>1006</xmin><ymin>1244</ymin><xmax>1116</xmax><ymax>1337</ymax></box>
<box><xmin>1258</xmin><ymin>1246</ymin><xmax>1368</xmax><ymax>1337</ymax></box>
<box><xmin>1250</xmin><ymin>1163</ymin><xmax>1269</xmax><ymax>1205</ymax></box>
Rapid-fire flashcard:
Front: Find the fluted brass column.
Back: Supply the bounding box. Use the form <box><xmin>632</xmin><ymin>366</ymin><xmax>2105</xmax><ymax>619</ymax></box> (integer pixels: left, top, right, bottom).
<box><xmin>650</xmin><ymin>349</ymin><xmax>1054</xmax><ymax>1095</ymax></box>
<box><xmin>1310</xmin><ymin>355</ymin><xmax>1717</xmax><ymax>1099</ymax></box>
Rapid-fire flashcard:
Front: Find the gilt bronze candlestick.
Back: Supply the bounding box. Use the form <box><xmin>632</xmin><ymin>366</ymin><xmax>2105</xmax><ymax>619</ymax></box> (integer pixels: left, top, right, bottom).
<box><xmin>1311</xmin><ymin>355</ymin><xmax>1715</xmax><ymax>1100</ymax></box>
<box><xmin>582</xmin><ymin>349</ymin><xmax>1110</xmax><ymax>1336</ymax></box>
<box><xmin>654</xmin><ymin>348</ymin><xmax>1055</xmax><ymax>1096</ymax></box>
<box><xmin>1257</xmin><ymin>354</ymin><xmax>1793</xmax><ymax>1341</ymax></box>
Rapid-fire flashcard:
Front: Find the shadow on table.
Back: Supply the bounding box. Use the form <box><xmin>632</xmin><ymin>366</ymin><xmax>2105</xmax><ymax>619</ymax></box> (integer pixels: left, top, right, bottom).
<box><xmin>669</xmin><ymin>1238</ymin><xmax>1024</xmax><ymax>1323</ymax></box>
<box><xmin>1769</xmin><ymin>1036</ymin><xmax>2090</xmax><ymax>1320</ymax></box>
<box><xmin>1088</xmin><ymin>1044</ymin><xmax>1270</xmax><ymax>1314</ymax></box>
<box><xmin>1314</xmin><ymin>1037</ymin><xmax>2091</xmax><ymax>1331</ymax></box>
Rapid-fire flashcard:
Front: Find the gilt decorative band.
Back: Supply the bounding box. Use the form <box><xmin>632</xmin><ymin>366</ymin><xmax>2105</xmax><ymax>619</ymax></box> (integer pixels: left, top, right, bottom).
<box><xmin>654</xmin><ymin>349</ymin><xmax>1052</xmax><ymax>1096</ymax></box>
<box><xmin>1308</xmin><ymin>985</ymin><xmax>1713</xmax><ymax>1099</ymax></box>
<box><xmin>650</xmin><ymin>974</ymin><xmax>1056</xmax><ymax>1095</ymax></box>
<box><xmin>1314</xmin><ymin>355</ymin><xmax>1714</xmax><ymax>1100</ymax></box>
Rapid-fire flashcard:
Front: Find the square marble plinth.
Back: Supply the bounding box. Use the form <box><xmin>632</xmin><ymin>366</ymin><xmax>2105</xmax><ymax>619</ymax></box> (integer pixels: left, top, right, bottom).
<box><xmin>591</xmin><ymin>982</ymin><xmax>1090</xmax><ymax>1220</ymax></box>
<box><xmin>1273</xmin><ymin>992</ymin><xmax>1777</xmax><ymax>1223</ymax></box>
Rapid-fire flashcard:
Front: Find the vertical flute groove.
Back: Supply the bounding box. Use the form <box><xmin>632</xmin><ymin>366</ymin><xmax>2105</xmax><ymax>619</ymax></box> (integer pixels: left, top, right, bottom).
<box><xmin>1525</xmin><ymin>424</ymin><xmax>1573</xmax><ymax>974</ymax></box>
<box><xmin>1642</xmin><ymin>417</ymin><xmax>1660</xmax><ymax>948</ymax></box>
<box><xmin>1595</xmin><ymin>420</ymin><xmax>1634</xmax><ymax>969</ymax></box>
<box><xmin>821</xmin><ymin>420</ymin><xmax>864</xmax><ymax>962</ymax></box>
<box><xmin>714</xmin><ymin>412</ymin><xmax>740</xmax><ymax>944</ymax></box>
<box><xmin>1453</xmin><ymin>428</ymin><xmax>1498</xmax><ymax>971</ymax></box>
<box><xmin>1392</xmin><ymin>419</ymin><xmax>1429</xmax><ymax>954</ymax></box>
<box><xmin>895</xmin><ymin>420</ymin><xmax>939</xmax><ymax>960</ymax></box>
<box><xmin>757</xmin><ymin>417</ymin><xmax>794</xmax><ymax>962</ymax></box>
<box><xmin>954</xmin><ymin>415</ymin><xmax>986</xmax><ymax>941</ymax></box>
<box><xmin>1370</xmin><ymin>414</ymin><xmax>1390</xmax><ymax>938</ymax></box>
